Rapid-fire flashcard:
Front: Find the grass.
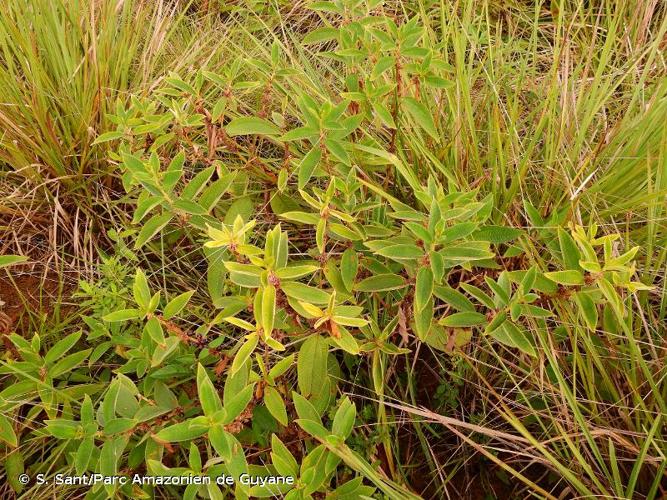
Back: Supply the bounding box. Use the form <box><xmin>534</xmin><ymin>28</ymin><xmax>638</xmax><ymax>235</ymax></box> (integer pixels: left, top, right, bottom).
<box><xmin>1</xmin><ymin>1</ymin><xmax>666</xmax><ymax>499</ymax></box>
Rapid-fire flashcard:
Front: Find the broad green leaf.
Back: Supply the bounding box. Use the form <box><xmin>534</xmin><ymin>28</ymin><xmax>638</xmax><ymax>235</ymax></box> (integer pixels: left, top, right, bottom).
<box><xmin>558</xmin><ymin>228</ymin><xmax>581</xmax><ymax>270</ymax></box>
<box><xmin>401</xmin><ymin>96</ymin><xmax>438</xmax><ymax>140</ymax></box>
<box><xmin>439</xmin><ymin>312</ymin><xmax>486</xmax><ymax>327</ymax></box>
<box><xmin>574</xmin><ymin>291</ymin><xmax>598</xmax><ymax>330</ymax></box>
<box><xmin>297</xmin><ymin>335</ymin><xmax>327</xmax><ymax>397</ymax></box>
<box><xmin>0</xmin><ymin>414</ymin><xmax>18</xmax><ymax>447</ymax></box>
<box><xmin>298</xmin><ymin>147</ymin><xmax>322</xmax><ymax>189</ymax></box>
<box><xmin>473</xmin><ymin>226</ymin><xmax>523</xmax><ymax>243</ymax></box>
<box><xmin>92</xmin><ymin>130</ymin><xmax>124</xmax><ymax>144</ymax></box>
<box><xmin>544</xmin><ymin>270</ymin><xmax>584</xmax><ymax>286</ymax></box>
<box><xmin>279</xmin><ymin>211</ymin><xmax>320</xmax><ymax>225</ymax></box>
<box><xmin>50</xmin><ymin>349</ymin><xmax>91</xmax><ymax>378</ymax></box>
<box><xmin>268</xmin><ymin>354</ymin><xmax>295</xmax><ymax>381</ymax></box>
<box><xmin>413</xmin><ymin>298</ymin><xmax>433</xmax><ymax>340</ymax></box>
<box><xmin>133</xmin><ymin>269</ymin><xmax>151</xmax><ymax>309</ymax></box>
<box><xmin>275</xmin><ymin>265</ymin><xmax>320</xmax><ymax>279</ymax></box>
<box><xmin>415</xmin><ymin>267</ymin><xmax>433</xmax><ymax>312</ymax></box>
<box><xmin>490</xmin><ymin>322</ymin><xmax>537</xmax><ymax>357</ymax></box>
<box><xmin>264</xmin><ymin>386</ymin><xmax>288</xmax><ymax>426</ymax></box>
<box><xmin>433</xmin><ymin>285</ymin><xmax>476</xmax><ymax>312</ymax></box>
<box><xmin>163</xmin><ymin>290</ymin><xmax>195</xmax><ymax>320</ymax></box>
<box><xmin>102</xmin><ymin>309</ymin><xmax>141</xmax><ymax>322</ymax></box>
<box><xmin>222</xmin><ymin>384</ymin><xmax>255</xmax><ymax>424</ymax></box>
<box><xmin>231</xmin><ymin>334</ymin><xmax>259</xmax><ymax>375</ymax></box>
<box><xmin>330</xmin><ymin>325</ymin><xmax>360</xmax><ymax>354</ymax></box>
<box><xmin>303</xmin><ymin>27</ymin><xmax>339</xmax><ymax>44</ymax></box>
<box><xmin>226</xmin><ymin>116</ymin><xmax>280</xmax><ymax>136</ymax></box>
<box><xmin>355</xmin><ymin>274</ymin><xmax>406</xmax><ymax>292</ymax></box>
<box><xmin>271</xmin><ymin>435</ymin><xmax>299</xmax><ymax>477</ymax></box>
<box><xmin>340</xmin><ymin>248</ymin><xmax>357</xmax><ymax>292</ymax></box>
<box><xmin>135</xmin><ymin>214</ymin><xmax>172</xmax><ymax>249</ymax></box>
<box><xmin>281</xmin><ymin>282</ymin><xmax>331</xmax><ymax>304</ymax></box>
<box><xmin>155</xmin><ymin>421</ymin><xmax>207</xmax><ymax>442</ymax></box>
<box><xmin>331</xmin><ymin>397</ymin><xmax>355</xmax><ymax>439</ymax></box>
<box><xmin>262</xmin><ymin>284</ymin><xmax>276</xmax><ymax>336</ymax></box>
<box><xmin>197</xmin><ymin>364</ymin><xmax>223</xmax><ymax>416</ymax></box>
<box><xmin>375</xmin><ymin>244</ymin><xmax>423</xmax><ymax>259</ymax></box>
<box><xmin>44</xmin><ymin>331</ymin><xmax>81</xmax><ymax>365</ymax></box>
<box><xmin>0</xmin><ymin>255</ymin><xmax>28</xmax><ymax>268</ymax></box>
<box><xmin>144</xmin><ymin>317</ymin><xmax>165</xmax><ymax>345</ymax></box>
<box><xmin>292</xmin><ymin>392</ymin><xmax>322</xmax><ymax>422</ymax></box>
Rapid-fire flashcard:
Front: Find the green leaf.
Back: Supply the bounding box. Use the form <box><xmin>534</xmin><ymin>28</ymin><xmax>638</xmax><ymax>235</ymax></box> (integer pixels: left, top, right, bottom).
<box><xmin>316</xmin><ymin>217</ymin><xmax>326</xmax><ymax>253</ymax></box>
<box><xmin>433</xmin><ymin>285</ymin><xmax>476</xmax><ymax>312</ymax></box>
<box><xmin>226</xmin><ymin>116</ymin><xmax>280</xmax><ymax>136</ymax></box>
<box><xmin>145</xmin><ymin>317</ymin><xmax>165</xmax><ymax>345</ymax></box>
<box><xmin>544</xmin><ymin>270</ymin><xmax>584</xmax><ymax>286</ymax></box>
<box><xmin>279</xmin><ymin>211</ymin><xmax>320</xmax><ymax>225</ymax></box>
<box><xmin>163</xmin><ymin>151</ymin><xmax>185</xmax><ymax>192</ymax></box>
<box><xmin>372</xmin><ymin>101</ymin><xmax>396</xmax><ymax>128</ymax></box>
<box><xmin>75</xmin><ymin>436</ymin><xmax>95</xmax><ymax>475</ymax></box>
<box><xmin>473</xmin><ymin>226</ymin><xmax>523</xmax><ymax>243</ymax></box>
<box><xmin>92</xmin><ymin>130</ymin><xmax>124</xmax><ymax>144</ymax></box>
<box><xmin>303</xmin><ymin>27</ymin><xmax>339</xmax><ymax>44</ymax></box>
<box><xmin>155</xmin><ymin>421</ymin><xmax>207</xmax><ymax>442</ymax></box>
<box><xmin>104</xmin><ymin>418</ymin><xmax>136</xmax><ymax>435</ymax></box>
<box><xmin>0</xmin><ymin>255</ymin><xmax>28</xmax><ymax>268</ymax></box>
<box><xmin>340</xmin><ymin>248</ymin><xmax>358</xmax><ymax>292</ymax></box>
<box><xmin>281</xmin><ymin>282</ymin><xmax>331</xmax><ymax>304</ymax></box>
<box><xmin>355</xmin><ymin>274</ymin><xmax>406</xmax><ymax>292</ymax></box>
<box><xmin>298</xmin><ymin>335</ymin><xmax>328</xmax><ymax>397</ymax></box>
<box><xmin>275</xmin><ymin>264</ymin><xmax>320</xmax><ymax>279</ymax></box>
<box><xmin>163</xmin><ymin>290</ymin><xmax>195</xmax><ymax>320</ymax></box>
<box><xmin>132</xmin><ymin>269</ymin><xmax>151</xmax><ymax>309</ymax></box>
<box><xmin>280</xmin><ymin>126</ymin><xmax>318</xmax><ymax>141</ymax></box>
<box><xmin>261</xmin><ymin>284</ymin><xmax>276</xmax><ymax>336</ymax></box>
<box><xmin>268</xmin><ymin>354</ymin><xmax>295</xmax><ymax>381</ymax></box>
<box><xmin>50</xmin><ymin>349</ymin><xmax>91</xmax><ymax>378</ymax></box>
<box><xmin>490</xmin><ymin>322</ymin><xmax>536</xmax><ymax>357</ymax></box>
<box><xmin>135</xmin><ymin>214</ymin><xmax>172</xmax><ymax>249</ymax></box>
<box><xmin>231</xmin><ymin>333</ymin><xmax>259</xmax><ymax>375</ymax></box>
<box><xmin>460</xmin><ymin>283</ymin><xmax>496</xmax><ymax>309</ymax></box>
<box><xmin>208</xmin><ymin>426</ymin><xmax>232</xmax><ymax>461</ymax></box>
<box><xmin>375</xmin><ymin>244</ymin><xmax>423</xmax><ymax>260</ymax></box>
<box><xmin>575</xmin><ymin>291</ymin><xmax>598</xmax><ymax>330</ymax></box>
<box><xmin>44</xmin><ymin>419</ymin><xmax>79</xmax><ymax>439</ymax></box>
<box><xmin>102</xmin><ymin>309</ymin><xmax>141</xmax><ymax>322</ymax></box>
<box><xmin>413</xmin><ymin>298</ymin><xmax>433</xmax><ymax>340</ymax></box>
<box><xmin>264</xmin><ymin>386</ymin><xmax>288</xmax><ymax>426</ymax></box>
<box><xmin>292</xmin><ymin>392</ymin><xmax>322</xmax><ymax>422</ymax></box>
<box><xmin>199</xmin><ymin>173</ymin><xmax>236</xmax><ymax>212</ymax></box>
<box><xmin>558</xmin><ymin>228</ymin><xmax>581</xmax><ymax>270</ymax></box>
<box><xmin>271</xmin><ymin>435</ymin><xmax>299</xmax><ymax>477</ymax></box>
<box><xmin>296</xmin><ymin>419</ymin><xmax>329</xmax><ymax>440</ymax></box>
<box><xmin>330</xmin><ymin>325</ymin><xmax>360</xmax><ymax>354</ymax></box>
<box><xmin>298</xmin><ymin>148</ymin><xmax>322</xmax><ymax>189</ymax></box>
<box><xmin>401</xmin><ymin>96</ymin><xmax>438</xmax><ymax>140</ymax></box>
<box><xmin>44</xmin><ymin>331</ymin><xmax>81</xmax><ymax>365</ymax></box>
<box><xmin>197</xmin><ymin>364</ymin><xmax>223</xmax><ymax>416</ymax></box>
<box><xmin>440</xmin><ymin>243</ymin><xmax>494</xmax><ymax>261</ymax></box>
<box><xmin>222</xmin><ymin>384</ymin><xmax>255</xmax><ymax>424</ymax></box>
<box><xmin>439</xmin><ymin>312</ymin><xmax>486</xmax><ymax>327</ymax></box>
<box><xmin>415</xmin><ymin>267</ymin><xmax>433</xmax><ymax>312</ymax></box>
<box><xmin>182</xmin><ymin>166</ymin><xmax>215</xmax><ymax>200</ymax></box>
<box><xmin>0</xmin><ymin>414</ymin><xmax>18</xmax><ymax>447</ymax></box>
<box><xmin>331</xmin><ymin>397</ymin><xmax>355</xmax><ymax>439</ymax></box>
